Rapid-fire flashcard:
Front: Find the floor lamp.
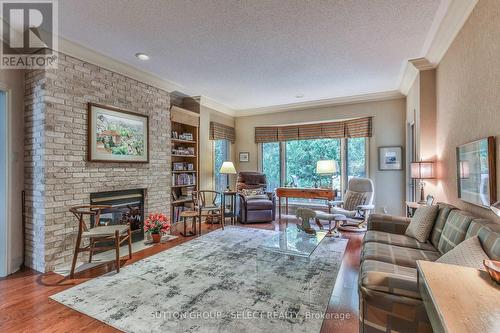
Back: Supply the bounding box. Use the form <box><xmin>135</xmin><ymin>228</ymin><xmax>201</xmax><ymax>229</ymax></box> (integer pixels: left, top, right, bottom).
<box><xmin>219</xmin><ymin>161</ymin><xmax>237</xmax><ymax>191</ymax></box>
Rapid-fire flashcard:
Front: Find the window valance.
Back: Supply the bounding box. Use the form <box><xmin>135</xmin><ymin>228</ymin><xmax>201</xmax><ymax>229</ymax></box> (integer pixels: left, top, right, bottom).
<box><xmin>209</xmin><ymin>122</ymin><xmax>235</xmax><ymax>143</ymax></box>
<box><xmin>254</xmin><ymin>117</ymin><xmax>372</xmax><ymax>143</ymax></box>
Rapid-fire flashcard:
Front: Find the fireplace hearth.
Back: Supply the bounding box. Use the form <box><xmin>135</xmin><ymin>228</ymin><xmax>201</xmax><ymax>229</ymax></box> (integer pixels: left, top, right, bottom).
<box><xmin>90</xmin><ymin>189</ymin><xmax>145</xmax><ymax>243</ymax></box>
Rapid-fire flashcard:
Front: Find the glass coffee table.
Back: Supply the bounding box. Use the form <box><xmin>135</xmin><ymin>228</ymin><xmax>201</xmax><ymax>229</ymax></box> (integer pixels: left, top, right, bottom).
<box><xmin>256</xmin><ymin>227</ymin><xmax>327</xmax><ymax>304</ymax></box>
<box><xmin>258</xmin><ymin>226</ymin><xmax>326</xmax><ymax>260</ymax></box>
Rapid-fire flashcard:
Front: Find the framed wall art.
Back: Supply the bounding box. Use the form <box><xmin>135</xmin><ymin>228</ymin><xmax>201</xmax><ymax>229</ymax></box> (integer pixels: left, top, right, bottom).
<box><xmin>456</xmin><ymin>137</ymin><xmax>496</xmax><ymax>207</ymax></box>
<box><xmin>88</xmin><ymin>103</ymin><xmax>149</xmax><ymax>163</ymax></box>
<box><xmin>239</xmin><ymin>152</ymin><xmax>250</xmax><ymax>162</ymax></box>
<box><xmin>378</xmin><ymin>146</ymin><xmax>403</xmax><ymax>171</ymax></box>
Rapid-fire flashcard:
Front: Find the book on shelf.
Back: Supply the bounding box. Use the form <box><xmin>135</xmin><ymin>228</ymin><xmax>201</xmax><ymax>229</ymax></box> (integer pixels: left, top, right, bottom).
<box><xmin>172</xmin><ymin>173</ymin><xmax>196</xmax><ymax>186</ymax></box>
<box><xmin>172</xmin><ymin>146</ymin><xmax>195</xmax><ymax>156</ymax></box>
<box><xmin>172</xmin><ymin>162</ymin><xmax>194</xmax><ymax>171</ymax></box>
<box><xmin>181</xmin><ymin>187</ymin><xmax>193</xmax><ymax>197</ymax></box>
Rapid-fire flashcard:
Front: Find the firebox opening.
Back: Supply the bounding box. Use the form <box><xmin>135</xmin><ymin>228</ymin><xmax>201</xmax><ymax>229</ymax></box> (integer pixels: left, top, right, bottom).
<box><xmin>90</xmin><ymin>189</ymin><xmax>146</xmax><ymax>247</ymax></box>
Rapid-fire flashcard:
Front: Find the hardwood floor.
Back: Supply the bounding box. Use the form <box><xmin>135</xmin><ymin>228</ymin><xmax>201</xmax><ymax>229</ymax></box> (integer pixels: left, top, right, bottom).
<box><xmin>0</xmin><ymin>217</ymin><xmax>363</xmax><ymax>333</ymax></box>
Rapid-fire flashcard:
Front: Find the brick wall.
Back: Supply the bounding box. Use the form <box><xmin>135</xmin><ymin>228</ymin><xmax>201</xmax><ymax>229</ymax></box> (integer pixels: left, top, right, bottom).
<box><xmin>24</xmin><ymin>52</ymin><xmax>171</xmax><ymax>272</ymax></box>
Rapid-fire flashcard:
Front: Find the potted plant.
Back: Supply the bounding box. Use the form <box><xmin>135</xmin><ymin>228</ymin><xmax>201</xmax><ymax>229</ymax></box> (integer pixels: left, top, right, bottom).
<box><xmin>144</xmin><ymin>213</ymin><xmax>171</xmax><ymax>243</ymax></box>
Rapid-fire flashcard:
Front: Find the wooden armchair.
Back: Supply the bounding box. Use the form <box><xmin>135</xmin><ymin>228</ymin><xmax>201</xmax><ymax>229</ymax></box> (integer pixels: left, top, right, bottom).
<box><xmin>69</xmin><ymin>205</ymin><xmax>132</xmax><ymax>278</ymax></box>
<box><xmin>193</xmin><ymin>190</ymin><xmax>223</xmax><ymax>228</ymax></box>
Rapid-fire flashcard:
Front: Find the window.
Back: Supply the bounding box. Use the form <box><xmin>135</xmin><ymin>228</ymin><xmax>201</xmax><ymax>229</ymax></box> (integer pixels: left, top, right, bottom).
<box><xmin>262</xmin><ymin>142</ymin><xmax>281</xmax><ymax>191</ymax></box>
<box><xmin>285</xmin><ymin>139</ymin><xmax>341</xmax><ymax>189</ymax></box>
<box><xmin>214</xmin><ymin>139</ymin><xmax>229</xmax><ymax>193</ymax></box>
<box><xmin>261</xmin><ymin>137</ymin><xmax>368</xmax><ymax>200</ymax></box>
<box><xmin>347</xmin><ymin>137</ymin><xmax>367</xmax><ymax>179</ymax></box>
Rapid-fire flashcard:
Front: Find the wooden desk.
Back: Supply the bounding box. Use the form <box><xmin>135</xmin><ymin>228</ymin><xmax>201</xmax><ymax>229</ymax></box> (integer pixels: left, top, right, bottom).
<box><xmin>275</xmin><ymin>187</ymin><xmax>337</xmax><ymax>219</ymax></box>
<box><xmin>417</xmin><ymin>260</ymin><xmax>500</xmax><ymax>333</ymax></box>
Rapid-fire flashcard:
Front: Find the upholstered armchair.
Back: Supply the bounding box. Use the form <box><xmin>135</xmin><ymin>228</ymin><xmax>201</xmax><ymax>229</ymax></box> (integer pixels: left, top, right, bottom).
<box><xmin>329</xmin><ymin>177</ymin><xmax>375</xmax><ymax>229</ymax></box>
<box><xmin>236</xmin><ymin>172</ymin><xmax>276</xmax><ymax>223</ymax></box>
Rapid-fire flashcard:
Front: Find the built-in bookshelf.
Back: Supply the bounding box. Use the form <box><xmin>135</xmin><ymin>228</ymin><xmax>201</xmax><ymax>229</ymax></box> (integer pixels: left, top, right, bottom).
<box><xmin>170</xmin><ymin>104</ymin><xmax>200</xmax><ymax>223</ymax></box>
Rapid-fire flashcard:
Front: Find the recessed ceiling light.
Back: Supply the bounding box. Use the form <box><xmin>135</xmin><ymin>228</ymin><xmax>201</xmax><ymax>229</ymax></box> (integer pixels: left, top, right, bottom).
<box><xmin>135</xmin><ymin>53</ymin><xmax>150</xmax><ymax>61</ymax></box>
<box><xmin>295</xmin><ymin>94</ymin><xmax>304</xmax><ymax>99</ymax></box>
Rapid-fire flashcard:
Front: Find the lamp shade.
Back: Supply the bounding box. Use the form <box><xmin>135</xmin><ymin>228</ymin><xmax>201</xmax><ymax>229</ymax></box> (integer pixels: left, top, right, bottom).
<box><xmin>219</xmin><ymin>161</ymin><xmax>237</xmax><ymax>174</ymax></box>
<box><xmin>316</xmin><ymin>160</ymin><xmax>338</xmax><ymax>175</ymax></box>
<box><xmin>410</xmin><ymin>161</ymin><xmax>435</xmax><ymax>179</ymax></box>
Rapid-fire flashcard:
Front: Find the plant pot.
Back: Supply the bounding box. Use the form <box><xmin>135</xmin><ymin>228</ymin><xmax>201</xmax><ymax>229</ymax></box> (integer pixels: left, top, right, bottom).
<box><xmin>151</xmin><ymin>233</ymin><xmax>162</xmax><ymax>243</ymax></box>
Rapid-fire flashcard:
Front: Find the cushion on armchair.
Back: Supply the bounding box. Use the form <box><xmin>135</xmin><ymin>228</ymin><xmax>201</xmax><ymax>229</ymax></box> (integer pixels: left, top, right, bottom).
<box><xmin>245</xmin><ymin>199</ymin><xmax>274</xmax><ymax>210</ymax></box>
<box><xmin>343</xmin><ymin>190</ymin><xmax>368</xmax><ymax>211</ymax></box>
<box><xmin>241</xmin><ymin>187</ymin><xmax>264</xmax><ymax>196</ymax></box>
<box><xmin>241</xmin><ymin>187</ymin><xmax>268</xmax><ymax>200</ymax></box>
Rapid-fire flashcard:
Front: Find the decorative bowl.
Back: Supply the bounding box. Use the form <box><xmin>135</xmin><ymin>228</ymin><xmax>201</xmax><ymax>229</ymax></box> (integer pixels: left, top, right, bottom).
<box><xmin>483</xmin><ymin>259</ymin><xmax>500</xmax><ymax>284</ymax></box>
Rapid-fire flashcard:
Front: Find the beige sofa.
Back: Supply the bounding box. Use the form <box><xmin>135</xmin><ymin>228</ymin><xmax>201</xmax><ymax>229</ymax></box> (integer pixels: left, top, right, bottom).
<box><xmin>359</xmin><ymin>203</ymin><xmax>500</xmax><ymax>333</ymax></box>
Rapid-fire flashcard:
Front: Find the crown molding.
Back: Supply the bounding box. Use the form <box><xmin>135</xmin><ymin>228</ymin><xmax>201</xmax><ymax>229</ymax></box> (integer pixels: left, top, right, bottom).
<box><xmin>399</xmin><ymin>57</ymin><xmax>432</xmax><ymax>95</ymax></box>
<box><xmin>200</xmin><ymin>96</ymin><xmax>236</xmax><ymax>117</ymax></box>
<box><xmin>59</xmin><ymin>37</ymin><xmax>238</xmax><ymax>116</ymax></box>
<box><xmin>409</xmin><ymin>58</ymin><xmax>434</xmax><ymax>71</ymax></box>
<box><xmin>425</xmin><ymin>0</ymin><xmax>478</xmax><ymax>65</ymax></box>
<box><xmin>235</xmin><ymin>90</ymin><xmax>404</xmax><ymax>117</ymax></box>
<box><xmin>398</xmin><ymin>0</ymin><xmax>478</xmax><ymax>95</ymax></box>
<box><xmin>59</xmin><ymin>37</ymin><xmax>190</xmax><ymax>94</ymax></box>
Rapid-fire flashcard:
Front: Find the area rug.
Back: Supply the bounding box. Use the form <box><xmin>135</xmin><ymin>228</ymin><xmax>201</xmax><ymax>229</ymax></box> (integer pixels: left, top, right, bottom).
<box><xmin>51</xmin><ymin>226</ymin><xmax>347</xmax><ymax>333</ymax></box>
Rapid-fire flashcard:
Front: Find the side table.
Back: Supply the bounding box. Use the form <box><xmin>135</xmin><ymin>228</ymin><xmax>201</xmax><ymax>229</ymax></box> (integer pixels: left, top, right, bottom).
<box><xmin>406</xmin><ymin>201</ymin><xmax>422</xmax><ymax>218</ymax></box>
<box><xmin>222</xmin><ymin>191</ymin><xmax>237</xmax><ymax>225</ymax></box>
<box><xmin>179</xmin><ymin>211</ymin><xmax>200</xmax><ymax>237</ymax></box>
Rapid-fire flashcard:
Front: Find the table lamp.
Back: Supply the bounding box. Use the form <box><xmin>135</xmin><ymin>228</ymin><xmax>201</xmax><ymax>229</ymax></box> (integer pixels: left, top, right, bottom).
<box><xmin>219</xmin><ymin>161</ymin><xmax>237</xmax><ymax>191</ymax></box>
<box><xmin>411</xmin><ymin>161</ymin><xmax>435</xmax><ymax>204</ymax></box>
<box><xmin>316</xmin><ymin>160</ymin><xmax>338</xmax><ymax>188</ymax></box>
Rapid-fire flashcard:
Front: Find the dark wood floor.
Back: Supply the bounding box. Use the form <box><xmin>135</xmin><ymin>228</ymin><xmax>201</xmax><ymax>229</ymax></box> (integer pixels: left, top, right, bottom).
<box><xmin>0</xmin><ymin>217</ymin><xmax>363</xmax><ymax>333</ymax></box>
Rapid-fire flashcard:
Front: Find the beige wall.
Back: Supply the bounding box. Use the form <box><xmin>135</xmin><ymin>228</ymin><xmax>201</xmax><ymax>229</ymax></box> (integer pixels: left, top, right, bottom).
<box><xmin>434</xmin><ymin>0</ymin><xmax>500</xmax><ymax>220</ymax></box>
<box><xmin>406</xmin><ymin>69</ymin><xmax>438</xmax><ymax>201</ymax></box>
<box><xmin>0</xmin><ymin>69</ymin><xmax>24</xmax><ymax>274</ymax></box>
<box><xmin>199</xmin><ymin>105</ymin><xmax>236</xmax><ymax>191</ymax></box>
<box><xmin>234</xmin><ymin>98</ymin><xmax>407</xmax><ymax>215</ymax></box>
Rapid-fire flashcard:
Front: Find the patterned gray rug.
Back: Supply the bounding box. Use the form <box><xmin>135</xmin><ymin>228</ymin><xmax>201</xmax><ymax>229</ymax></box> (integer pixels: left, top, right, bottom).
<box><xmin>51</xmin><ymin>226</ymin><xmax>348</xmax><ymax>333</ymax></box>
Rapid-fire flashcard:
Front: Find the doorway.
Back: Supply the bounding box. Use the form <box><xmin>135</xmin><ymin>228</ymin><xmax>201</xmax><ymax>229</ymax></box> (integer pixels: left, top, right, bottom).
<box><xmin>407</xmin><ymin>121</ymin><xmax>417</xmax><ymax>202</ymax></box>
<box><xmin>0</xmin><ymin>90</ymin><xmax>7</xmax><ymax>277</ymax></box>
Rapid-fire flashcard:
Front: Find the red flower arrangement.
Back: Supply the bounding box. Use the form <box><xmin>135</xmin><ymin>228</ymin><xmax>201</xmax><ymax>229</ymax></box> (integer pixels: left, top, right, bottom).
<box><xmin>144</xmin><ymin>213</ymin><xmax>171</xmax><ymax>235</ymax></box>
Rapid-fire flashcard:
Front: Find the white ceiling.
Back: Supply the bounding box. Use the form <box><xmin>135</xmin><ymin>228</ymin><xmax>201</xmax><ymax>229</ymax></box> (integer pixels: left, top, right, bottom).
<box><xmin>59</xmin><ymin>0</ymin><xmax>446</xmax><ymax>111</ymax></box>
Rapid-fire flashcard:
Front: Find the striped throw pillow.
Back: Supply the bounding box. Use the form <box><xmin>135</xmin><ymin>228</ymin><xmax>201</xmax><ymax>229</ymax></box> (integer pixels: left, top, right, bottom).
<box><xmin>343</xmin><ymin>191</ymin><xmax>368</xmax><ymax>211</ymax></box>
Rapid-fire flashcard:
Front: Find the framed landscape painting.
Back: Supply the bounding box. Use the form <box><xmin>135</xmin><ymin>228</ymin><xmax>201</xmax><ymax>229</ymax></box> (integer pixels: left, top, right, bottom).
<box><xmin>378</xmin><ymin>146</ymin><xmax>403</xmax><ymax>171</ymax></box>
<box><xmin>239</xmin><ymin>152</ymin><xmax>250</xmax><ymax>162</ymax></box>
<box><xmin>88</xmin><ymin>103</ymin><xmax>149</xmax><ymax>163</ymax></box>
<box><xmin>456</xmin><ymin>137</ymin><xmax>496</xmax><ymax>207</ymax></box>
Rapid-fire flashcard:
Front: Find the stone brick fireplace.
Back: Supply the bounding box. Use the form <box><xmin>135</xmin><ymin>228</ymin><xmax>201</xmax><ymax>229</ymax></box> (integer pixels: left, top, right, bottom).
<box><xmin>24</xmin><ymin>52</ymin><xmax>171</xmax><ymax>272</ymax></box>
